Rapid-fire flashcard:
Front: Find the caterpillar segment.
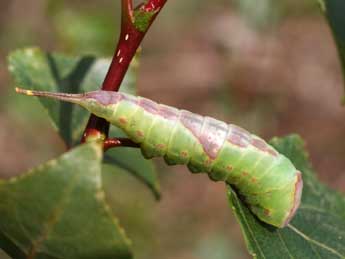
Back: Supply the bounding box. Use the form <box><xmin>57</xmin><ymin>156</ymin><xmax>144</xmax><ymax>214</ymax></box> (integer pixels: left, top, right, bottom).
<box><xmin>15</xmin><ymin>88</ymin><xmax>303</xmax><ymax>228</ymax></box>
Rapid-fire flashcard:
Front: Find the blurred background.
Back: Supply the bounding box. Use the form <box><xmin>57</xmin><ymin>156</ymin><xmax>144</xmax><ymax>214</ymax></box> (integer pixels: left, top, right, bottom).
<box><xmin>1</xmin><ymin>0</ymin><xmax>345</xmax><ymax>258</ymax></box>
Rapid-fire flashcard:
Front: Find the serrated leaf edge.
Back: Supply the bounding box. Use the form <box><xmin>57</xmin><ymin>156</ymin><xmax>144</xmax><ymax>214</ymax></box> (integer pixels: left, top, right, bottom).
<box><xmin>0</xmin><ymin>143</ymin><xmax>133</xmax><ymax>256</ymax></box>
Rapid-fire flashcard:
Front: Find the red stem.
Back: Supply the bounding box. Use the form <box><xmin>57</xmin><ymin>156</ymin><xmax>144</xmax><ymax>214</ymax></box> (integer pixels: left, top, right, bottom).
<box><xmin>81</xmin><ymin>0</ymin><xmax>167</xmax><ymax>146</ymax></box>
<box><xmin>104</xmin><ymin>138</ymin><xmax>140</xmax><ymax>151</ymax></box>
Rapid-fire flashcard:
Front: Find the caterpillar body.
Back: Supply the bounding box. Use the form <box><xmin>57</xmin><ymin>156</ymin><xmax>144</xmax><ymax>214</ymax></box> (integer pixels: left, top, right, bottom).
<box><xmin>16</xmin><ymin>88</ymin><xmax>303</xmax><ymax>228</ymax></box>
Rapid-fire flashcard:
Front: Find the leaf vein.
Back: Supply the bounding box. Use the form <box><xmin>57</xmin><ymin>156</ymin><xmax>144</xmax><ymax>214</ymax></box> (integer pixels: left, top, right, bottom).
<box><xmin>27</xmin><ymin>170</ymin><xmax>81</xmax><ymax>259</ymax></box>
<box><xmin>277</xmin><ymin>232</ymin><xmax>294</xmax><ymax>259</ymax></box>
<box><xmin>288</xmin><ymin>224</ymin><xmax>345</xmax><ymax>259</ymax></box>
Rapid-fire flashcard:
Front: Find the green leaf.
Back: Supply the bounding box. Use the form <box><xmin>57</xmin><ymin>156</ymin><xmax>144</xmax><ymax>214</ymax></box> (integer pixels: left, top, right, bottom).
<box><xmin>53</xmin><ymin>8</ymin><xmax>120</xmax><ymax>56</ymax></box>
<box><xmin>0</xmin><ymin>143</ymin><xmax>132</xmax><ymax>259</ymax></box>
<box><xmin>228</xmin><ymin>135</ymin><xmax>345</xmax><ymax>259</ymax></box>
<box><xmin>8</xmin><ymin>47</ymin><xmax>160</xmax><ymax>199</ymax></box>
<box><xmin>8</xmin><ymin>47</ymin><xmax>96</xmax><ymax>146</ymax></box>
<box><xmin>105</xmin><ymin>126</ymin><xmax>161</xmax><ymax>200</ymax></box>
<box><xmin>105</xmin><ymin>147</ymin><xmax>161</xmax><ymax>200</ymax></box>
<box><xmin>319</xmin><ymin>0</ymin><xmax>345</xmax><ymax>98</ymax></box>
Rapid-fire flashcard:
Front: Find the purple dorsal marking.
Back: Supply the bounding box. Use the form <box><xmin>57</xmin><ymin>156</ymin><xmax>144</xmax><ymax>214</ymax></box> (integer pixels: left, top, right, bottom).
<box><xmin>199</xmin><ymin>117</ymin><xmax>228</xmax><ymax>159</ymax></box>
<box><xmin>158</xmin><ymin>104</ymin><xmax>179</xmax><ymax>120</ymax></box>
<box><xmin>228</xmin><ymin>124</ymin><xmax>251</xmax><ymax>148</ymax></box>
<box><xmin>180</xmin><ymin>110</ymin><xmax>204</xmax><ymax>139</ymax></box>
<box><xmin>121</xmin><ymin>93</ymin><xmax>137</xmax><ymax>103</ymax></box>
<box><xmin>180</xmin><ymin>111</ymin><xmax>229</xmax><ymax>159</ymax></box>
<box><xmin>86</xmin><ymin>91</ymin><xmax>123</xmax><ymax>105</ymax></box>
<box><xmin>251</xmin><ymin>138</ymin><xmax>279</xmax><ymax>157</ymax></box>
<box><xmin>251</xmin><ymin>138</ymin><xmax>267</xmax><ymax>151</ymax></box>
<box><xmin>138</xmin><ymin>97</ymin><xmax>158</xmax><ymax>114</ymax></box>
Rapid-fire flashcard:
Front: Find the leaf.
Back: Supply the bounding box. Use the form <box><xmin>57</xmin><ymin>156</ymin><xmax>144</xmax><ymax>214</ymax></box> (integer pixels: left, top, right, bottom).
<box><xmin>0</xmin><ymin>143</ymin><xmax>132</xmax><ymax>259</ymax></box>
<box><xmin>8</xmin><ymin>47</ymin><xmax>160</xmax><ymax>199</ymax></box>
<box><xmin>105</xmin><ymin>126</ymin><xmax>161</xmax><ymax>200</ymax></box>
<box><xmin>227</xmin><ymin>135</ymin><xmax>345</xmax><ymax>259</ymax></box>
<box><xmin>105</xmin><ymin>147</ymin><xmax>161</xmax><ymax>200</ymax></box>
<box><xmin>318</xmin><ymin>0</ymin><xmax>345</xmax><ymax>97</ymax></box>
<box><xmin>52</xmin><ymin>8</ymin><xmax>120</xmax><ymax>56</ymax></box>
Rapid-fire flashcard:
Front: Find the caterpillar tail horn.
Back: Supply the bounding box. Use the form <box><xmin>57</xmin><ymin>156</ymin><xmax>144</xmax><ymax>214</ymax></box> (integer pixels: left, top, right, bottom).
<box><xmin>15</xmin><ymin>87</ymin><xmax>86</xmax><ymax>105</ymax></box>
<box><xmin>15</xmin><ymin>87</ymin><xmax>120</xmax><ymax>128</ymax></box>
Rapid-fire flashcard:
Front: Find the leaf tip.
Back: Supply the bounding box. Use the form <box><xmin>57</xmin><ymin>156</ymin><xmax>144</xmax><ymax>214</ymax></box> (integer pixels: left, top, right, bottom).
<box><xmin>153</xmin><ymin>186</ymin><xmax>161</xmax><ymax>201</ymax></box>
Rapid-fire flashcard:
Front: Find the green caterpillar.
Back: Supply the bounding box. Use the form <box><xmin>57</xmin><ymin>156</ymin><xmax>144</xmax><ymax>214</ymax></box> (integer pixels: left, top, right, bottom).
<box><xmin>16</xmin><ymin>88</ymin><xmax>303</xmax><ymax>228</ymax></box>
